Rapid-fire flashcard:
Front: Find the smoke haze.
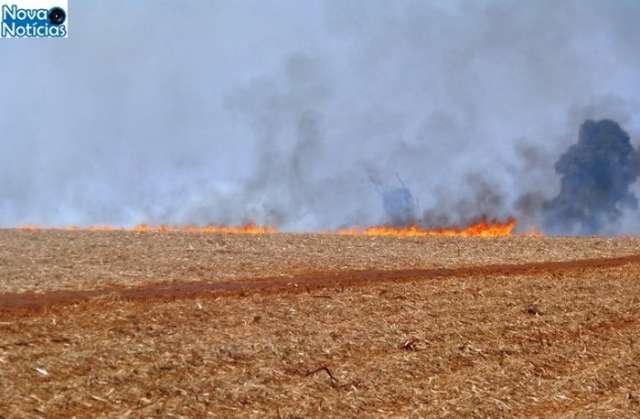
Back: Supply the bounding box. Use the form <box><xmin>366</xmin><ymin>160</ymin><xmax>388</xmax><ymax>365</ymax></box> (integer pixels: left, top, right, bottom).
<box><xmin>1</xmin><ymin>1</ymin><xmax>639</xmax><ymax>233</ymax></box>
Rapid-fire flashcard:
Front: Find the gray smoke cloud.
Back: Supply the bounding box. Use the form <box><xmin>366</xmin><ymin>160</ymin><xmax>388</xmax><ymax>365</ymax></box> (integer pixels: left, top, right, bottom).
<box><xmin>543</xmin><ymin>119</ymin><xmax>640</xmax><ymax>235</ymax></box>
<box><xmin>0</xmin><ymin>1</ymin><xmax>639</xmax><ymax>233</ymax></box>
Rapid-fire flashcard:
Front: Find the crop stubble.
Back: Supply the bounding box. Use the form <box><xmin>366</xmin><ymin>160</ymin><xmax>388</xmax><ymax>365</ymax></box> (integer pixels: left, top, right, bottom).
<box><xmin>1</xmin><ymin>231</ymin><xmax>640</xmax><ymax>417</ymax></box>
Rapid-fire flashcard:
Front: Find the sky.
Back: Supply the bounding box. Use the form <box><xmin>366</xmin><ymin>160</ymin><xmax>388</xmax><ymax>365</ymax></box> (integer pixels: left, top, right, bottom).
<box><xmin>0</xmin><ymin>0</ymin><xmax>639</xmax><ymax>231</ymax></box>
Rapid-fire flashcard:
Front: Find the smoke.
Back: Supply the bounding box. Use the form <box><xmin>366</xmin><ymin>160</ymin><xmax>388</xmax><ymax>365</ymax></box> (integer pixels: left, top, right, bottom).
<box><xmin>543</xmin><ymin>120</ymin><xmax>640</xmax><ymax>235</ymax></box>
<box><xmin>0</xmin><ymin>1</ymin><xmax>639</xmax><ymax>233</ymax></box>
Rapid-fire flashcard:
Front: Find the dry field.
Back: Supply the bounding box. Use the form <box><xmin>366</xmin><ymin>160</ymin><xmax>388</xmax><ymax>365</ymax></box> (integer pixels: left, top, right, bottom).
<box><xmin>1</xmin><ymin>230</ymin><xmax>640</xmax><ymax>417</ymax></box>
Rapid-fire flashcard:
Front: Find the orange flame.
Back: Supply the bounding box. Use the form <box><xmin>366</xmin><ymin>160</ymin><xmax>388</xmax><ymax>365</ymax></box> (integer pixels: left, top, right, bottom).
<box><xmin>15</xmin><ymin>217</ymin><xmax>534</xmax><ymax>237</ymax></box>
<box><xmin>333</xmin><ymin>217</ymin><xmax>517</xmax><ymax>238</ymax></box>
<box><xmin>16</xmin><ymin>223</ymin><xmax>276</xmax><ymax>235</ymax></box>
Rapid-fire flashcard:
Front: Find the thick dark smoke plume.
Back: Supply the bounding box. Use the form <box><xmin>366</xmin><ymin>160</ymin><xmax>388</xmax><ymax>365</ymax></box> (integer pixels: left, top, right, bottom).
<box><xmin>543</xmin><ymin>120</ymin><xmax>640</xmax><ymax>234</ymax></box>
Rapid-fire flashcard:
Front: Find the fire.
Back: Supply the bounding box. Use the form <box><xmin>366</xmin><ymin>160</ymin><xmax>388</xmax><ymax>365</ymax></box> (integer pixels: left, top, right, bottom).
<box><xmin>16</xmin><ymin>223</ymin><xmax>277</xmax><ymax>235</ymax></box>
<box><xmin>15</xmin><ymin>217</ymin><xmax>534</xmax><ymax>237</ymax></box>
<box><xmin>132</xmin><ymin>223</ymin><xmax>277</xmax><ymax>234</ymax></box>
<box><xmin>334</xmin><ymin>217</ymin><xmax>517</xmax><ymax>238</ymax></box>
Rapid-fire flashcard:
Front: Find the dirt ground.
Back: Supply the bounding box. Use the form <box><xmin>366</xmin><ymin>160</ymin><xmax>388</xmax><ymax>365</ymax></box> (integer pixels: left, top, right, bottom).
<box><xmin>1</xmin><ymin>229</ymin><xmax>640</xmax><ymax>293</ymax></box>
<box><xmin>1</xmin><ymin>231</ymin><xmax>640</xmax><ymax>417</ymax></box>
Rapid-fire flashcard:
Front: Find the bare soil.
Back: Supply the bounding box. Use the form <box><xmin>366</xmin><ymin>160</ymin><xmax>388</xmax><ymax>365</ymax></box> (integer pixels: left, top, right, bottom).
<box><xmin>1</xmin><ymin>231</ymin><xmax>640</xmax><ymax>417</ymax></box>
<box><xmin>1</xmin><ymin>229</ymin><xmax>639</xmax><ymax>293</ymax></box>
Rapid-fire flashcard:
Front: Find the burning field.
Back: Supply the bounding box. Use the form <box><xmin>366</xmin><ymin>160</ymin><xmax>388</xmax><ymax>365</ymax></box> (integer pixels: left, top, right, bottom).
<box><xmin>3</xmin><ymin>0</ymin><xmax>640</xmax><ymax>417</ymax></box>
<box><xmin>3</xmin><ymin>117</ymin><xmax>639</xmax><ymax>416</ymax></box>
<box><xmin>2</xmin><ymin>227</ymin><xmax>640</xmax><ymax>417</ymax></box>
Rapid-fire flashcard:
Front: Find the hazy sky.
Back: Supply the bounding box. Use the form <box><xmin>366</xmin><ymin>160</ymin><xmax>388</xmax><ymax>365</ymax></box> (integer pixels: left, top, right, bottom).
<box><xmin>1</xmin><ymin>0</ymin><xmax>639</xmax><ymax>231</ymax></box>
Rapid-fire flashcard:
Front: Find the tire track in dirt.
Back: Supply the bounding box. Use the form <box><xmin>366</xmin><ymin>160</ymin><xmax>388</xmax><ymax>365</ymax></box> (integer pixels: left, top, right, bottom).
<box><xmin>2</xmin><ymin>253</ymin><xmax>640</xmax><ymax>318</ymax></box>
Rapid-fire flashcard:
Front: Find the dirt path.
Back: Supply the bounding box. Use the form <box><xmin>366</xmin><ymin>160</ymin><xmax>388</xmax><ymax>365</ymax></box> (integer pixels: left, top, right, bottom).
<box><xmin>3</xmin><ymin>253</ymin><xmax>640</xmax><ymax>318</ymax></box>
<box><xmin>3</xmin><ymin>249</ymin><xmax>640</xmax><ymax>417</ymax></box>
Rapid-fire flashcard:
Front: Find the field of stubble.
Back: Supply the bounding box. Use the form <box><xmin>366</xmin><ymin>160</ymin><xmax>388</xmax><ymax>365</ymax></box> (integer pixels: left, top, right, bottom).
<box><xmin>1</xmin><ymin>230</ymin><xmax>640</xmax><ymax>417</ymax></box>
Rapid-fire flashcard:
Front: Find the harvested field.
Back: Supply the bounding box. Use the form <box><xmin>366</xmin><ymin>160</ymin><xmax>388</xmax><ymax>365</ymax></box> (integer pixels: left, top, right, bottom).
<box><xmin>1</xmin><ymin>231</ymin><xmax>640</xmax><ymax>417</ymax></box>
<box><xmin>1</xmin><ymin>229</ymin><xmax>640</xmax><ymax>293</ymax></box>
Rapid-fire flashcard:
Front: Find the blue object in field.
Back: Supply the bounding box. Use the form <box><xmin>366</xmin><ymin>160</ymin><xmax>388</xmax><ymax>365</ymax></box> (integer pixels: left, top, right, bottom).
<box><xmin>381</xmin><ymin>174</ymin><xmax>419</xmax><ymax>224</ymax></box>
<box><xmin>383</xmin><ymin>187</ymin><xmax>416</xmax><ymax>222</ymax></box>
